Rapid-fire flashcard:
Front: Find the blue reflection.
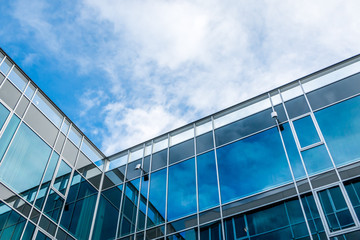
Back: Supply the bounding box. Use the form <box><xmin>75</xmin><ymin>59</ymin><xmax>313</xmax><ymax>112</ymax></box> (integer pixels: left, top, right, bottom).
<box><xmin>0</xmin><ymin>114</ymin><xmax>20</xmax><ymax>161</ymax></box>
<box><xmin>216</xmin><ymin>127</ymin><xmax>292</xmax><ymax>204</ymax></box>
<box><xmin>280</xmin><ymin>123</ymin><xmax>306</xmax><ymax>179</ymax></box>
<box><xmin>0</xmin><ymin>200</ymin><xmax>27</xmax><ymax>239</ymax></box>
<box><xmin>197</xmin><ymin>151</ymin><xmax>219</xmax><ymax>211</ymax></box>
<box><xmin>168</xmin><ymin>158</ymin><xmax>197</xmax><ymax>221</ymax></box>
<box><xmin>315</xmin><ymin>95</ymin><xmax>360</xmax><ymax>167</ymax></box>
<box><xmin>0</xmin><ymin>123</ymin><xmax>51</xmax><ymax>201</ymax></box>
<box><xmin>0</xmin><ymin>103</ymin><xmax>9</xmax><ymax>130</ymax></box>
<box><xmin>293</xmin><ymin>115</ymin><xmax>320</xmax><ymax>148</ymax></box>
<box><xmin>301</xmin><ymin>145</ymin><xmax>333</xmax><ymax>175</ymax></box>
<box><xmin>147</xmin><ymin>168</ymin><xmax>167</xmax><ymax>227</ymax></box>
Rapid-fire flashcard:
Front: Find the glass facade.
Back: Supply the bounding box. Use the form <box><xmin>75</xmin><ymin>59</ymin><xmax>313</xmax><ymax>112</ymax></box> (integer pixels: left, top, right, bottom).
<box><xmin>2</xmin><ymin>48</ymin><xmax>360</xmax><ymax>239</ymax></box>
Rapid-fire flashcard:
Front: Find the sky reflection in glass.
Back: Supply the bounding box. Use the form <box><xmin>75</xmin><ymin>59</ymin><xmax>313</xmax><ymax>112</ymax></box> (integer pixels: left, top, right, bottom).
<box><xmin>301</xmin><ymin>145</ymin><xmax>333</xmax><ymax>175</ymax></box>
<box><xmin>168</xmin><ymin>158</ymin><xmax>196</xmax><ymax>221</ymax></box>
<box><xmin>148</xmin><ymin>168</ymin><xmax>166</xmax><ymax>227</ymax></box>
<box><xmin>293</xmin><ymin>115</ymin><xmax>320</xmax><ymax>148</ymax></box>
<box><xmin>216</xmin><ymin>127</ymin><xmax>292</xmax><ymax>204</ymax></box>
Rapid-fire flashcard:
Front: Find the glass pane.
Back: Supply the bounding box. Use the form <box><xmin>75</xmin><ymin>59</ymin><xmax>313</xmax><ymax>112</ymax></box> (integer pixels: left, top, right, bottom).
<box><xmin>35</xmin><ymin>152</ymin><xmax>60</xmax><ymax>210</ymax></box>
<box><xmin>280</xmin><ymin>123</ymin><xmax>306</xmax><ymax>179</ymax></box>
<box><xmin>197</xmin><ymin>151</ymin><xmax>219</xmax><ymax>211</ymax></box>
<box><xmin>301</xmin><ymin>145</ymin><xmax>333</xmax><ymax>175</ymax></box>
<box><xmin>0</xmin><ymin>200</ymin><xmax>27</xmax><ymax>240</ymax></box>
<box><xmin>60</xmin><ymin>173</ymin><xmax>98</xmax><ymax>240</ymax></box>
<box><xmin>53</xmin><ymin>160</ymin><xmax>72</xmax><ymax>194</ymax></box>
<box><xmin>33</xmin><ymin>92</ymin><xmax>62</xmax><ymax>128</ymax></box>
<box><xmin>126</xmin><ymin>159</ymin><xmax>142</xmax><ymax>180</ymax></box>
<box><xmin>61</xmin><ymin>119</ymin><xmax>70</xmax><ymax>134</ymax></box>
<box><xmin>24</xmin><ymin>83</ymin><xmax>36</xmax><ymax>99</ymax></box>
<box><xmin>217</xmin><ymin>127</ymin><xmax>292</xmax><ymax>203</ymax></box>
<box><xmin>151</xmin><ymin>149</ymin><xmax>167</xmax><ymax>171</ymax></box>
<box><xmin>22</xmin><ymin>222</ymin><xmax>36</xmax><ymax>240</ymax></box>
<box><xmin>168</xmin><ymin>158</ymin><xmax>196</xmax><ymax>221</ymax></box>
<box><xmin>147</xmin><ymin>168</ymin><xmax>166</xmax><ymax>227</ymax></box>
<box><xmin>169</xmin><ymin>138</ymin><xmax>194</xmax><ymax>165</ymax></box>
<box><xmin>68</xmin><ymin>126</ymin><xmax>82</xmax><ymax>147</ymax></box>
<box><xmin>0</xmin><ymin>58</ymin><xmax>12</xmax><ymax>75</ymax></box>
<box><xmin>137</xmin><ymin>177</ymin><xmax>148</xmax><ymax>231</ymax></box>
<box><xmin>196</xmin><ymin>131</ymin><xmax>214</xmax><ymax>154</ymax></box>
<box><xmin>44</xmin><ymin>190</ymin><xmax>64</xmax><ymax>223</ymax></box>
<box><xmin>0</xmin><ymin>123</ymin><xmax>52</xmax><ymax>202</ymax></box>
<box><xmin>318</xmin><ymin>186</ymin><xmax>355</xmax><ymax>232</ymax></box>
<box><xmin>284</xmin><ymin>95</ymin><xmax>310</xmax><ymax>119</ymax></box>
<box><xmin>167</xmin><ymin>228</ymin><xmax>197</xmax><ymax>240</ymax></box>
<box><xmin>0</xmin><ymin>103</ymin><xmax>10</xmax><ymax>131</ymax></box>
<box><xmin>293</xmin><ymin>115</ymin><xmax>321</xmax><ymax>148</ymax></box>
<box><xmin>119</xmin><ymin>179</ymin><xmax>140</xmax><ymax>236</ymax></box>
<box><xmin>7</xmin><ymin>67</ymin><xmax>28</xmax><ymax>91</ymax></box>
<box><xmin>0</xmin><ymin>115</ymin><xmax>20</xmax><ymax>162</ymax></box>
<box><xmin>199</xmin><ymin>221</ymin><xmax>222</xmax><ymax>240</ymax></box>
<box><xmin>315</xmin><ymin>95</ymin><xmax>360</xmax><ymax>167</ymax></box>
<box><xmin>171</xmin><ymin>128</ymin><xmax>194</xmax><ymax>146</ymax></box>
<box><xmin>345</xmin><ymin>179</ymin><xmax>360</xmax><ymax>220</ymax></box>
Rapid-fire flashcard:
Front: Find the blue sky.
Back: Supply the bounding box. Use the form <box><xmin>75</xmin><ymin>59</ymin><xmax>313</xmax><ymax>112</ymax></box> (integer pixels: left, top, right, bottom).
<box><xmin>1</xmin><ymin>0</ymin><xmax>360</xmax><ymax>155</ymax></box>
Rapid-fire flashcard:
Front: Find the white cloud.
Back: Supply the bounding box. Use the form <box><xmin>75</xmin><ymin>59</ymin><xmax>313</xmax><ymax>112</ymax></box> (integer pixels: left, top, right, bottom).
<box><xmin>7</xmin><ymin>0</ymin><xmax>360</xmax><ymax>155</ymax></box>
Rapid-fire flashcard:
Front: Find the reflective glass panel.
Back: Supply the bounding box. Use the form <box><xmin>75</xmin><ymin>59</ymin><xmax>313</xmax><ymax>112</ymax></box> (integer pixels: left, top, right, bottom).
<box><xmin>126</xmin><ymin>159</ymin><xmax>142</xmax><ymax>180</ymax></box>
<box><xmin>147</xmin><ymin>168</ymin><xmax>166</xmax><ymax>227</ymax></box>
<box><xmin>33</xmin><ymin>92</ymin><xmax>62</xmax><ymax>128</ymax></box>
<box><xmin>167</xmin><ymin>228</ymin><xmax>197</xmax><ymax>240</ymax></box>
<box><xmin>22</xmin><ymin>222</ymin><xmax>36</xmax><ymax>240</ymax></box>
<box><xmin>0</xmin><ymin>200</ymin><xmax>27</xmax><ymax>240</ymax></box>
<box><xmin>137</xmin><ymin>177</ymin><xmax>148</xmax><ymax>231</ymax></box>
<box><xmin>0</xmin><ymin>103</ymin><xmax>9</xmax><ymax>131</ymax></box>
<box><xmin>0</xmin><ymin>115</ymin><xmax>20</xmax><ymax>161</ymax></box>
<box><xmin>93</xmin><ymin>185</ymin><xmax>123</xmax><ymax>240</ymax></box>
<box><xmin>169</xmin><ymin>138</ymin><xmax>194</xmax><ymax>164</ymax></box>
<box><xmin>301</xmin><ymin>145</ymin><xmax>333</xmax><ymax>175</ymax></box>
<box><xmin>280</xmin><ymin>123</ymin><xmax>306</xmax><ymax>179</ymax></box>
<box><xmin>44</xmin><ymin>190</ymin><xmax>64</xmax><ymax>223</ymax></box>
<box><xmin>284</xmin><ymin>95</ymin><xmax>310</xmax><ymax>119</ymax></box>
<box><xmin>60</xmin><ymin>173</ymin><xmax>97</xmax><ymax>240</ymax></box>
<box><xmin>318</xmin><ymin>186</ymin><xmax>355</xmax><ymax>232</ymax></box>
<box><xmin>196</xmin><ymin>131</ymin><xmax>214</xmax><ymax>154</ymax></box>
<box><xmin>151</xmin><ymin>149</ymin><xmax>167</xmax><ymax>171</ymax></box>
<box><xmin>301</xmin><ymin>194</ymin><xmax>325</xmax><ymax>238</ymax></box>
<box><xmin>8</xmin><ymin>67</ymin><xmax>28</xmax><ymax>91</ymax></box>
<box><xmin>315</xmin><ymin>95</ymin><xmax>360</xmax><ymax>167</ymax></box>
<box><xmin>53</xmin><ymin>160</ymin><xmax>72</xmax><ymax>194</ymax></box>
<box><xmin>293</xmin><ymin>115</ymin><xmax>321</xmax><ymax>148</ymax></box>
<box><xmin>68</xmin><ymin>126</ymin><xmax>82</xmax><ymax>147</ymax></box>
<box><xmin>217</xmin><ymin>127</ymin><xmax>292</xmax><ymax>203</ymax></box>
<box><xmin>35</xmin><ymin>231</ymin><xmax>51</xmax><ymax>240</ymax></box>
<box><xmin>345</xmin><ymin>179</ymin><xmax>360</xmax><ymax>220</ymax></box>
<box><xmin>197</xmin><ymin>151</ymin><xmax>219</xmax><ymax>211</ymax></box>
<box><xmin>0</xmin><ymin>58</ymin><xmax>11</xmax><ymax>75</ymax></box>
<box><xmin>199</xmin><ymin>221</ymin><xmax>222</xmax><ymax>240</ymax></box>
<box><xmin>24</xmin><ymin>83</ymin><xmax>35</xmax><ymax>99</ymax></box>
<box><xmin>168</xmin><ymin>158</ymin><xmax>196</xmax><ymax>221</ymax></box>
<box><xmin>0</xmin><ymin>123</ymin><xmax>52</xmax><ymax>202</ymax></box>
<box><xmin>119</xmin><ymin>179</ymin><xmax>140</xmax><ymax>236</ymax></box>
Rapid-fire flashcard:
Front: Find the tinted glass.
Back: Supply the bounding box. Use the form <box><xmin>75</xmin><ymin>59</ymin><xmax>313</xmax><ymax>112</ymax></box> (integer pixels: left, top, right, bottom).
<box><xmin>280</xmin><ymin>123</ymin><xmax>306</xmax><ymax>179</ymax></box>
<box><xmin>345</xmin><ymin>179</ymin><xmax>360</xmax><ymax>219</ymax></box>
<box><xmin>44</xmin><ymin>190</ymin><xmax>64</xmax><ymax>223</ymax></box>
<box><xmin>196</xmin><ymin>131</ymin><xmax>214</xmax><ymax>154</ymax></box>
<box><xmin>169</xmin><ymin>138</ymin><xmax>194</xmax><ymax>164</ymax></box>
<box><xmin>167</xmin><ymin>228</ymin><xmax>197</xmax><ymax>240</ymax></box>
<box><xmin>293</xmin><ymin>115</ymin><xmax>320</xmax><ymax>148</ymax></box>
<box><xmin>284</xmin><ymin>95</ymin><xmax>310</xmax><ymax>119</ymax></box>
<box><xmin>0</xmin><ymin>115</ymin><xmax>20</xmax><ymax>161</ymax></box>
<box><xmin>318</xmin><ymin>186</ymin><xmax>354</xmax><ymax>232</ymax></box>
<box><xmin>199</xmin><ymin>221</ymin><xmax>222</xmax><ymax>240</ymax></box>
<box><xmin>126</xmin><ymin>159</ymin><xmax>142</xmax><ymax>180</ymax></box>
<box><xmin>0</xmin><ymin>123</ymin><xmax>51</xmax><ymax>202</ymax></box>
<box><xmin>0</xmin><ymin>103</ymin><xmax>9</xmax><ymax>131</ymax></box>
<box><xmin>197</xmin><ymin>151</ymin><xmax>219</xmax><ymax>211</ymax></box>
<box><xmin>0</xmin><ymin>58</ymin><xmax>11</xmax><ymax>75</ymax></box>
<box><xmin>137</xmin><ymin>177</ymin><xmax>148</xmax><ymax>231</ymax></box>
<box><xmin>217</xmin><ymin>127</ymin><xmax>292</xmax><ymax>203</ymax></box>
<box><xmin>315</xmin><ymin>95</ymin><xmax>360</xmax><ymax>167</ymax></box>
<box><xmin>22</xmin><ymin>222</ymin><xmax>36</xmax><ymax>240</ymax></box>
<box><xmin>147</xmin><ymin>168</ymin><xmax>166</xmax><ymax>227</ymax></box>
<box><xmin>53</xmin><ymin>160</ymin><xmax>72</xmax><ymax>194</ymax></box>
<box><xmin>301</xmin><ymin>145</ymin><xmax>333</xmax><ymax>175</ymax></box>
<box><xmin>8</xmin><ymin>67</ymin><xmax>27</xmax><ymax>91</ymax></box>
<box><xmin>0</xmin><ymin>200</ymin><xmax>27</xmax><ymax>240</ymax></box>
<box><xmin>168</xmin><ymin>158</ymin><xmax>197</xmax><ymax>221</ymax></box>
<box><xmin>151</xmin><ymin>149</ymin><xmax>167</xmax><ymax>171</ymax></box>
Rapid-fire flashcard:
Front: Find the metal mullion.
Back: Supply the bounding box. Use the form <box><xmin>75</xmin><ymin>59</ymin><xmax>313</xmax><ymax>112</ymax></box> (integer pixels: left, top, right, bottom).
<box><xmin>115</xmin><ymin>150</ymin><xmax>130</xmax><ymax>238</ymax></box>
<box><xmin>0</xmin><ymin>55</ymin><xmax>5</xmax><ymax>66</ymax></box>
<box><xmin>88</xmin><ymin>159</ymin><xmax>106</xmax><ymax>240</ymax></box>
<box><xmin>300</xmin><ymin>81</ymin><xmax>360</xmax><ymax>229</ymax></box>
<box><xmin>270</xmin><ymin>91</ymin><xmax>314</xmax><ymax>240</ymax></box>
<box><xmin>193</xmin><ymin>123</ymin><xmax>200</xmax><ymax>240</ymax></box>
<box><xmin>143</xmin><ymin>140</ymin><xmax>154</xmax><ymax>240</ymax></box>
<box><xmin>300</xmin><ymin>142</ymin><xmax>324</xmax><ymax>152</ymax></box>
<box><xmin>134</xmin><ymin>143</ymin><xmax>146</xmax><ymax>239</ymax></box>
<box><xmin>164</xmin><ymin>134</ymin><xmax>170</xmax><ymax>238</ymax></box>
<box><xmin>0</xmin><ymin>99</ymin><xmax>15</xmax><ymax>139</ymax></box>
<box><xmin>211</xmin><ymin>116</ymin><xmax>226</xmax><ymax>240</ymax></box>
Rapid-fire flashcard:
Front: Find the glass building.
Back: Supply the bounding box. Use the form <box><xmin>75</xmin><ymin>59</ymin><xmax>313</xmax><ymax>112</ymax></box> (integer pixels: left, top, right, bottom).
<box><xmin>1</xmin><ymin>48</ymin><xmax>360</xmax><ymax>240</ymax></box>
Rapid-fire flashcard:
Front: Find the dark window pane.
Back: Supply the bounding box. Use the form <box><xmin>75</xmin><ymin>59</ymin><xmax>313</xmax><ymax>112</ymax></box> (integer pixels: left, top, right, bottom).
<box><xmin>196</xmin><ymin>131</ymin><xmax>214</xmax><ymax>154</ymax></box>
<box><xmin>197</xmin><ymin>151</ymin><xmax>219</xmax><ymax>211</ymax></box>
<box><xmin>44</xmin><ymin>190</ymin><xmax>64</xmax><ymax>223</ymax></box>
<box><xmin>147</xmin><ymin>169</ymin><xmax>166</xmax><ymax>227</ymax></box>
<box><xmin>217</xmin><ymin>127</ymin><xmax>292</xmax><ymax>203</ymax></box>
<box><xmin>102</xmin><ymin>185</ymin><xmax>123</xmax><ymax>209</ymax></box>
<box><xmin>143</xmin><ymin>155</ymin><xmax>150</xmax><ymax>172</ymax></box>
<box><xmin>307</xmin><ymin>72</ymin><xmax>360</xmax><ymax>110</ymax></box>
<box><xmin>0</xmin><ymin>200</ymin><xmax>27</xmax><ymax>240</ymax></box>
<box><xmin>151</xmin><ymin>149</ymin><xmax>167</xmax><ymax>171</ymax></box>
<box><xmin>167</xmin><ymin>228</ymin><xmax>197</xmax><ymax>240</ymax></box>
<box><xmin>93</xmin><ymin>195</ymin><xmax>119</xmax><ymax>240</ymax></box>
<box><xmin>138</xmin><ymin>178</ymin><xmax>148</xmax><ymax>231</ymax></box>
<box><xmin>53</xmin><ymin>160</ymin><xmax>72</xmax><ymax>194</ymax></box>
<box><xmin>22</xmin><ymin>222</ymin><xmax>36</xmax><ymax>240</ymax></box>
<box><xmin>284</xmin><ymin>95</ymin><xmax>310</xmax><ymax>119</ymax></box>
<box><xmin>315</xmin><ymin>95</ymin><xmax>360</xmax><ymax>167</ymax></box>
<box><xmin>169</xmin><ymin>138</ymin><xmax>194</xmax><ymax>164</ymax></box>
<box><xmin>281</xmin><ymin>123</ymin><xmax>306</xmax><ymax>179</ymax></box>
<box><xmin>301</xmin><ymin>145</ymin><xmax>333</xmax><ymax>175</ymax></box>
<box><xmin>104</xmin><ymin>165</ymin><xmax>126</xmax><ymax>188</ymax></box>
<box><xmin>168</xmin><ymin>158</ymin><xmax>196</xmax><ymax>221</ymax></box>
<box><xmin>199</xmin><ymin>221</ymin><xmax>222</xmax><ymax>240</ymax></box>
<box><xmin>345</xmin><ymin>179</ymin><xmax>360</xmax><ymax>220</ymax></box>
<box><xmin>215</xmin><ymin>108</ymin><xmax>281</xmax><ymax>147</ymax></box>
<box><xmin>0</xmin><ymin>123</ymin><xmax>52</xmax><ymax>202</ymax></box>
<box><xmin>293</xmin><ymin>115</ymin><xmax>321</xmax><ymax>148</ymax></box>
<box><xmin>126</xmin><ymin>159</ymin><xmax>142</xmax><ymax>180</ymax></box>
